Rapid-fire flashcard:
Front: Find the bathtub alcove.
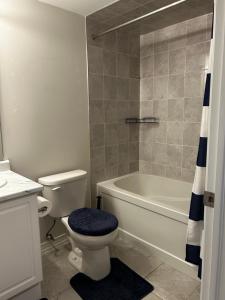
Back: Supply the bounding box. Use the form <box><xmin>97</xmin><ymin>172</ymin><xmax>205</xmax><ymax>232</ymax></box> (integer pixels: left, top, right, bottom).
<box><xmin>97</xmin><ymin>173</ymin><xmax>197</xmax><ymax>278</ymax></box>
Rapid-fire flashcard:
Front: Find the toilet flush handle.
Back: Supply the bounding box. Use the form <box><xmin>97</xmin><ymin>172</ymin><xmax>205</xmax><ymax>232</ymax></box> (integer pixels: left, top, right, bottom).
<box><xmin>51</xmin><ymin>186</ymin><xmax>61</xmax><ymax>191</ymax></box>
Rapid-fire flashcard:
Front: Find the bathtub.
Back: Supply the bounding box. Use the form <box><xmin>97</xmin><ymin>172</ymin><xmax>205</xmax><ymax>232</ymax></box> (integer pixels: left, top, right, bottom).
<box><xmin>97</xmin><ymin>173</ymin><xmax>197</xmax><ymax>277</ymax></box>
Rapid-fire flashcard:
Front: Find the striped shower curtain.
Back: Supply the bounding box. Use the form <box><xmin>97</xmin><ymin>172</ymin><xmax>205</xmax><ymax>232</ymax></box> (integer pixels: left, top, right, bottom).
<box><xmin>186</xmin><ymin>26</ymin><xmax>213</xmax><ymax>278</ymax></box>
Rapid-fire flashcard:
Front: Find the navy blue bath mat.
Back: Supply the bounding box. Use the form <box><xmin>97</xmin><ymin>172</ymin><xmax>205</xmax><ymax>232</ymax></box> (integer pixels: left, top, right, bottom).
<box><xmin>70</xmin><ymin>258</ymin><xmax>154</xmax><ymax>300</ymax></box>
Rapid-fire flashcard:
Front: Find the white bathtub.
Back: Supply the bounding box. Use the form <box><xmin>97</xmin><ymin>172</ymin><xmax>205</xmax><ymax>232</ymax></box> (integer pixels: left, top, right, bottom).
<box><xmin>97</xmin><ymin>173</ymin><xmax>197</xmax><ymax>277</ymax></box>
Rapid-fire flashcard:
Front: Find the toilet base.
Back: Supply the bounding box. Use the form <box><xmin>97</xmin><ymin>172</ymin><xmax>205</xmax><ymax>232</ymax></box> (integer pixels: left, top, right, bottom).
<box><xmin>68</xmin><ymin>246</ymin><xmax>111</xmax><ymax>281</ymax></box>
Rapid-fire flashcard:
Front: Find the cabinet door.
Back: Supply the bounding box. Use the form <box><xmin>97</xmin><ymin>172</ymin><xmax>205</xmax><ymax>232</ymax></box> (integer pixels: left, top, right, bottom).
<box><xmin>0</xmin><ymin>195</ymin><xmax>42</xmax><ymax>300</ymax></box>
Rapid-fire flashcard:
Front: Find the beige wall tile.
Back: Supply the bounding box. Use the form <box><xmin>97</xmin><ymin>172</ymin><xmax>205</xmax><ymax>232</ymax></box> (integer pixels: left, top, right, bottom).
<box><xmin>90</xmin><ymin>101</ymin><xmax>105</xmax><ymax>124</ymax></box>
<box><xmin>184</xmin><ymin>72</ymin><xmax>204</xmax><ymax>98</ymax></box>
<box><xmin>140</xmin><ymin>32</ymin><xmax>154</xmax><ymax>58</ymax></box>
<box><xmin>119</xmin><ymin>143</ymin><xmax>129</xmax><ymax>163</ymax></box>
<box><xmin>186</xmin><ymin>42</ymin><xmax>210</xmax><ymax>72</ymax></box>
<box><xmin>129</xmin><ymin>78</ymin><xmax>140</xmax><ymax>100</ymax></box>
<box><xmin>154</xmin><ymin>28</ymin><xmax>169</xmax><ymax>53</ymax></box>
<box><xmin>89</xmin><ymin>74</ymin><xmax>103</xmax><ymax>100</ymax></box>
<box><xmin>91</xmin><ymin>124</ymin><xmax>105</xmax><ymax>147</ymax></box>
<box><xmin>105</xmin><ymin>124</ymin><xmax>118</xmax><ymax>145</ymax></box>
<box><xmin>182</xmin><ymin>167</ymin><xmax>195</xmax><ymax>183</ymax></box>
<box><xmin>91</xmin><ymin>146</ymin><xmax>105</xmax><ymax>171</ymax></box>
<box><xmin>184</xmin><ymin>97</ymin><xmax>202</xmax><ymax>122</ymax></box>
<box><xmin>141</xmin><ymin>55</ymin><xmax>154</xmax><ymax>78</ymax></box>
<box><xmin>154</xmin><ymin>52</ymin><xmax>169</xmax><ymax>76</ymax></box>
<box><xmin>117</xmin><ymin>78</ymin><xmax>129</xmax><ymax>100</ymax></box>
<box><xmin>129</xmin><ymin>30</ymin><xmax>140</xmax><ymax>57</ymax></box>
<box><xmin>138</xmin><ymin>14</ymin><xmax>210</xmax><ymax>183</ymax></box>
<box><xmin>117</xmin><ymin>101</ymin><xmax>129</xmax><ymax>123</ymax></box>
<box><xmin>105</xmin><ymin>145</ymin><xmax>118</xmax><ymax>168</ymax></box>
<box><xmin>152</xmin><ymin>143</ymin><xmax>167</xmax><ymax>165</ymax></box>
<box><xmin>167</xmin><ymin>144</ymin><xmax>182</xmax><ymax>167</ymax></box>
<box><xmin>169</xmin><ymin>48</ymin><xmax>185</xmax><ymax>75</ymax></box>
<box><xmin>129</xmin><ymin>142</ymin><xmax>139</xmax><ymax>162</ymax></box>
<box><xmin>117</xmin><ymin>29</ymin><xmax>130</xmax><ymax>54</ymax></box>
<box><xmin>141</xmin><ymin>77</ymin><xmax>154</xmax><ymax>101</ymax></box>
<box><xmin>168</xmin><ymin>22</ymin><xmax>187</xmax><ymax>50</ymax></box>
<box><xmin>118</xmin><ymin>162</ymin><xmax>129</xmax><ymax>176</ymax></box>
<box><xmin>187</xmin><ymin>15</ymin><xmax>208</xmax><ymax>45</ymax></box>
<box><xmin>88</xmin><ymin>46</ymin><xmax>103</xmax><ymax>74</ymax></box>
<box><xmin>151</xmin><ymin>163</ymin><xmax>166</xmax><ymax>176</ymax></box>
<box><xmin>182</xmin><ymin>146</ymin><xmax>198</xmax><ymax>169</ymax></box>
<box><xmin>86</xmin><ymin>19</ymin><xmax>104</xmax><ymax>48</ymax></box>
<box><xmin>153</xmin><ymin>100</ymin><xmax>168</xmax><ymax>121</ymax></box>
<box><xmin>152</xmin><ymin>122</ymin><xmax>167</xmax><ymax>143</ymax></box>
<box><xmin>183</xmin><ymin>122</ymin><xmax>200</xmax><ymax>146</ymax></box>
<box><xmin>129</xmin><ymin>161</ymin><xmax>139</xmax><ymax>172</ymax></box>
<box><xmin>88</xmin><ymin>13</ymin><xmax>211</xmax><ymax>192</ymax></box>
<box><xmin>103</xmin><ymin>76</ymin><xmax>117</xmax><ymax>100</ymax></box>
<box><xmin>140</xmin><ymin>126</ymin><xmax>152</xmax><ymax>143</ymax></box>
<box><xmin>168</xmin><ymin>99</ymin><xmax>184</xmax><ymax>121</ymax></box>
<box><xmin>139</xmin><ymin>160</ymin><xmax>152</xmax><ymax>174</ymax></box>
<box><xmin>129</xmin><ymin>101</ymin><xmax>140</xmax><ymax>118</ymax></box>
<box><xmin>140</xmin><ymin>142</ymin><xmax>152</xmax><ymax>161</ymax></box>
<box><xmin>153</xmin><ymin>76</ymin><xmax>168</xmax><ymax>100</ymax></box>
<box><xmin>167</xmin><ymin>122</ymin><xmax>183</xmax><ymax>145</ymax></box>
<box><xmin>118</xmin><ymin>124</ymin><xmax>129</xmax><ymax>143</ymax></box>
<box><xmin>140</xmin><ymin>101</ymin><xmax>153</xmax><ymax>118</ymax></box>
<box><xmin>117</xmin><ymin>53</ymin><xmax>130</xmax><ymax>78</ymax></box>
<box><xmin>105</xmin><ymin>101</ymin><xmax>118</xmax><ymax>123</ymax></box>
<box><xmin>130</xmin><ymin>56</ymin><xmax>140</xmax><ymax>78</ymax></box>
<box><xmin>105</xmin><ymin>165</ymin><xmax>118</xmax><ymax>179</ymax></box>
<box><xmin>103</xmin><ymin>31</ymin><xmax>117</xmax><ymax>51</ymax></box>
<box><xmin>103</xmin><ymin>50</ymin><xmax>116</xmax><ymax>76</ymax></box>
<box><xmin>129</xmin><ymin>125</ymin><xmax>140</xmax><ymax>142</ymax></box>
<box><xmin>168</xmin><ymin>74</ymin><xmax>184</xmax><ymax>98</ymax></box>
<box><xmin>165</xmin><ymin>166</ymin><xmax>182</xmax><ymax>180</ymax></box>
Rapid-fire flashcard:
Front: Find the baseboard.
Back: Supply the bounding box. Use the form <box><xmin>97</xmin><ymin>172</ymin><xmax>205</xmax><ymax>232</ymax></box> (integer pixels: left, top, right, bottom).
<box><xmin>117</xmin><ymin>228</ymin><xmax>198</xmax><ymax>280</ymax></box>
<box><xmin>41</xmin><ymin>233</ymin><xmax>69</xmax><ymax>255</ymax></box>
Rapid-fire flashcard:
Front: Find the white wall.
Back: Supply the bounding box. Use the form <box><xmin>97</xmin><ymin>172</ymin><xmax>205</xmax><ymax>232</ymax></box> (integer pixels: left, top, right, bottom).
<box><xmin>0</xmin><ymin>0</ymin><xmax>90</xmax><ymax>241</ymax></box>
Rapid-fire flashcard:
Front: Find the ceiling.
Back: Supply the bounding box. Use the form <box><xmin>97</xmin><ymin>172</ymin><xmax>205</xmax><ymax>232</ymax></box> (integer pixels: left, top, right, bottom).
<box><xmin>38</xmin><ymin>0</ymin><xmax>119</xmax><ymax>16</ymax></box>
<box><xmin>87</xmin><ymin>0</ymin><xmax>214</xmax><ymax>35</ymax></box>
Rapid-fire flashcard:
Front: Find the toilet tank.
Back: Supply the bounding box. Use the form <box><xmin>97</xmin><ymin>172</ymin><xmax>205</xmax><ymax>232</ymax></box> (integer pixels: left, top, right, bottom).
<box><xmin>38</xmin><ymin>170</ymin><xmax>87</xmax><ymax>218</ymax></box>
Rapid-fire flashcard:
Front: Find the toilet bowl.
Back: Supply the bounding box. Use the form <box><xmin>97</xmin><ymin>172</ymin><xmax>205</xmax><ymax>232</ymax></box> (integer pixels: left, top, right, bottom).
<box><xmin>62</xmin><ymin>213</ymin><xmax>118</xmax><ymax>280</ymax></box>
<box><xmin>38</xmin><ymin>170</ymin><xmax>118</xmax><ymax>281</ymax></box>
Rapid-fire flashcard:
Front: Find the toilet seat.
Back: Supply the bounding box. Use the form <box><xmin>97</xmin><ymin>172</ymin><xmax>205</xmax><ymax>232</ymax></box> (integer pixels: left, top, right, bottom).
<box><xmin>62</xmin><ymin>214</ymin><xmax>118</xmax><ymax>280</ymax></box>
<box><xmin>68</xmin><ymin>208</ymin><xmax>118</xmax><ymax>236</ymax></box>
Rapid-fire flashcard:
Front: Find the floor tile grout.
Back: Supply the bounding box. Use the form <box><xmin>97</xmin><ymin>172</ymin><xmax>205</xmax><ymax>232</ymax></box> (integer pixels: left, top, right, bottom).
<box><xmin>42</xmin><ymin>239</ymin><xmax>200</xmax><ymax>300</ymax></box>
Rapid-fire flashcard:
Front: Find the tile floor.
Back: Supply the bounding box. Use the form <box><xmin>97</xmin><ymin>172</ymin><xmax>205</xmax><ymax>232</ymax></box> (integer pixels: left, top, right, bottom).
<box><xmin>41</xmin><ymin>238</ymin><xmax>200</xmax><ymax>300</ymax></box>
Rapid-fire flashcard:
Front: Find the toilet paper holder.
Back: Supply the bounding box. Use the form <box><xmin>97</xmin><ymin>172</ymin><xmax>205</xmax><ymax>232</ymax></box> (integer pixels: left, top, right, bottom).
<box><xmin>37</xmin><ymin>195</ymin><xmax>52</xmax><ymax>218</ymax></box>
<box><xmin>38</xmin><ymin>206</ymin><xmax>48</xmax><ymax>213</ymax></box>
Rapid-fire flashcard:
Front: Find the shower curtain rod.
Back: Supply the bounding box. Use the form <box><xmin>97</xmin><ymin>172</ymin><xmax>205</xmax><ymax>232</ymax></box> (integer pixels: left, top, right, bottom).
<box><xmin>92</xmin><ymin>0</ymin><xmax>187</xmax><ymax>40</ymax></box>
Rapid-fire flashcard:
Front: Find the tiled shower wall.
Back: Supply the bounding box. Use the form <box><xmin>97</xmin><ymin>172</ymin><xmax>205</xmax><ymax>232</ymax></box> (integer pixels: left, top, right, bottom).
<box><xmin>139</xmin><ymin>14</ymin><xmax>212</xmax><ymax>182</ymax></box>
<box><xmin>86</xmin><ymin>20</ymin><xmax>140</xmax><ymax>202</ymax></box>
<box><xmin>87</xmin><ymin>13</ymin><xmax>213</xmax><ymax>203</ymax></box>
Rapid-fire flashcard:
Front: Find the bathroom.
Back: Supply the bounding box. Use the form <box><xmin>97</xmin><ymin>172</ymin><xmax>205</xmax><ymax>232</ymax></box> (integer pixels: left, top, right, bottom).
<box><xmin>0</xmin><ymin>0</ymin><xmax>225</xmax><ymax>299</ymax></box>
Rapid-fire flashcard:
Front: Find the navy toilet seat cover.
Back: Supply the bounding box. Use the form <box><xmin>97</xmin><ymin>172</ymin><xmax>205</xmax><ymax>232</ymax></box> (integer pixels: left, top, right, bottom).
<box><xmin>68</xmin><ymin>208</ymin><xmax>118</xmax><ymax>236</ymax></box>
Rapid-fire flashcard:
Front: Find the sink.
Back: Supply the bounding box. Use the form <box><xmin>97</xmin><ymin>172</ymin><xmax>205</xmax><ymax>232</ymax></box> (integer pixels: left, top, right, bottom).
<box><xmin>0</xmin><ymin>179</ymin><xmax>7</xmax><ymax>188</ymax></box>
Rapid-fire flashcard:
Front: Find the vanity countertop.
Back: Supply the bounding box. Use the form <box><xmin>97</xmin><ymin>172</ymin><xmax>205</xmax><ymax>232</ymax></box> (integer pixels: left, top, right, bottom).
<box><xmin>0</xmin><ymin>161</ymin><xmax>42</xmax><ymax>202</ymax></box>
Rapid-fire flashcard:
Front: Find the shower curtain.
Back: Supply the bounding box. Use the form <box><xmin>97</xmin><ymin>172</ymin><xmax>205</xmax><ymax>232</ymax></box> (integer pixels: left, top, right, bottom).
<box><xmin>186</xmin><ymin>23</ymin><xmax>214</xmax><ymax>278</ymax></box>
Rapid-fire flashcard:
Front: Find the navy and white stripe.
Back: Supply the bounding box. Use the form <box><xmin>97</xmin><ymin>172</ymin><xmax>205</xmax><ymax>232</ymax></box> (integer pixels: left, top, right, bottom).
<box><xmin>186</xmin><ymin>13</ymin><xmax>214</xmax><ymax>277</ymax></box>
<box><xmin>186</xmin><ymin>68</ymin><xmax>212</xmax><ymax>278</ymax></box>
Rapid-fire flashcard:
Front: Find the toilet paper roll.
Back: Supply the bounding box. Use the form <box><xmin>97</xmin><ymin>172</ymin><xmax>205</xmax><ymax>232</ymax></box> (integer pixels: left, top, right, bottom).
<box><xmin>37</xmin><ymin>196</ymin><xmax>52</xmax><ymax>218</ymax></box>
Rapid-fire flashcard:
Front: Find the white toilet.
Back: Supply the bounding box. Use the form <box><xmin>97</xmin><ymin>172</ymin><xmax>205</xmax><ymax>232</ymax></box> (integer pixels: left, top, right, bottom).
<box><xmin>38</xmin><ymin>170</ymin><xmax>118</xmax><ymax>280</ymax></box>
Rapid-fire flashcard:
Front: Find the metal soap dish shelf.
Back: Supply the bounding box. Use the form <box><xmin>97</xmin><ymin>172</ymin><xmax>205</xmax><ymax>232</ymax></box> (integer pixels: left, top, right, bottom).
<box><xmin>125</xmin><ymin>117</ymin><xmax>159</xmax><ymax>124</ymax></box>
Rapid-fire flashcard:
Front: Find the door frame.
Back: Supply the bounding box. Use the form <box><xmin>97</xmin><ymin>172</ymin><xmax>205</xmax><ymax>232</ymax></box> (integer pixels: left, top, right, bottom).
<box><xmin>201</xmin><ymin>0</ymin><xmax>225</xmax><ymax>299</ymax></box>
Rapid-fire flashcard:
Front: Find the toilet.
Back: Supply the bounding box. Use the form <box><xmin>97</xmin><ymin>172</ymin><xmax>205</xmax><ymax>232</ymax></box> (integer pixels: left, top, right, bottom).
<box><xmin>38</xmin><ymin>170</ymin><xmax>118</xmax><ymax>280</ymax></box>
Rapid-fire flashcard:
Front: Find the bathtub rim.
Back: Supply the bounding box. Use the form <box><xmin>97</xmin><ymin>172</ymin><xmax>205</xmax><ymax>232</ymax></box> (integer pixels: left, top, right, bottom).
<box><xmin>97</xmin><ymin>172</ymin><xmax>191</xmax><ymax>224</ymax></box>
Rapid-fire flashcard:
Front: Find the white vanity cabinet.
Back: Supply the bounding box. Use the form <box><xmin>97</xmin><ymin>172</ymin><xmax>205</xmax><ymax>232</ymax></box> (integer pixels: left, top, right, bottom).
<box><xmin>0</xmin><ymin>194</ymin><xmax>42</xmax><ymax>300</ymax></box>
